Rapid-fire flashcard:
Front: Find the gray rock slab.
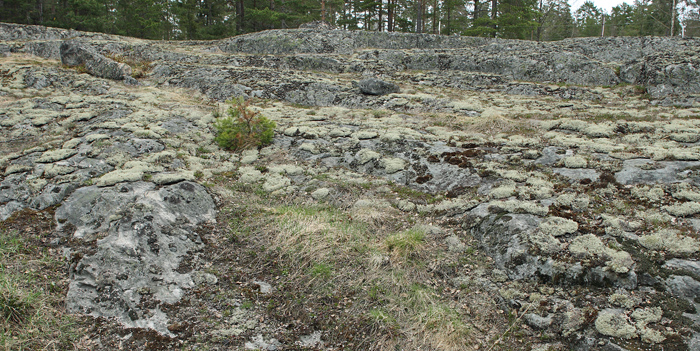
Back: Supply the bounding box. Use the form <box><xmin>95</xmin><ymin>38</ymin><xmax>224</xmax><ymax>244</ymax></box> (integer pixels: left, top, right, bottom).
<box><xmin>615</xmin><ymin>159</ymin><xmax>700</xmax><ymax>185</ymax></box>
<box><xmin>60</xmin><ymin>181</ymin><xmax>216</xmax><ymax>336</ymax></box>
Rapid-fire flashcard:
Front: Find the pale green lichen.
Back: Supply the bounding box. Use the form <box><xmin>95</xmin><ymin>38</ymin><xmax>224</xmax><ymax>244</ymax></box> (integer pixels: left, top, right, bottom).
<box><xmin>662</xmin><ymin>202</ymin><xmax>700</xmax><ymax>217</ymax></box>
<box><xmin>639</xmin><ymin>229</ymin><xmax>699</xmax><ymax>254</ymax></box>
<box><xmin>539</xmin><ymin>216</ymin><xmax>578</xmax><ymax>237</ymax></box>
<box><xmin>95</xmin><ymin>169</ymin><xmax>144</xmax><ymax>187</ymax></box>
<box><xmin>556</xmin><ymin>193</ymin><xmax>589</xmax><ymax>211</ymax></box>
<box><xmin>36</xmin><ymin>148</ymin><xmax>78</xmax><ymax>163</ymax></box>
<box><xmin>152</xmin><ymin>171</ymin><xmax>195</xmax><ymax>185</ymax></box>
<box><xmin>528</xmin><ymin>231</ymin><xmax>562</xmax><ymax>254</ymax></box>
<box><xmin>381</xmin><ymin>157</ymin><xmax>406</xmax><ymax>174</ymax></box>
<box><xmin>262</xmin><ymin>173</ymin><xmax>291</xmax><ymax>192</ymax></box>
<box><xmin>238</xmin><ymin>166</ymin><xmax>263</xmax><ymax>184</ymax></box>
<box><xmin>595</xmin><ymin>310</ymin><xmax>637</xmax><ymax>339</ymax></box>
<box><xmin>564</xmin><ymin>155</ymin><xmax>588</xmax><ymax>168</ymax></box>
<box><xmin>355</xmin><ymin>149</ymin><xmax>381</xmax><ymax>164</ymax></box>
<box><xmin>631</xmin><ymin>307</ymin><xmax>665</xmax><ymax>344</ymax></box>
<box><xmin>631</xmin><ymin>185</ymin><xmax>666</xmax><ymax>203</ymax></box>
<box><xmin>494</xmin><ymin>199</ymin><xmax>549</xmax><ymax>216</ymax></box>
<box><xmin>489</xmin><ymin>181</ymin><xmax>517</xmax><ymax>199</ymax></box>
<box><xmin>608</xmin><ymin>293</ymin><xmax>637</xmax><ymax>309</ymax></box>
<box><xmin>569</xmin><ymin>234</ymin><xmax>634</xmax><ymax>273</ymax></box>
<box><xmin>672</xmin><ymin>183</ymin><xmax>700</xmax><ymax>202</ymax></box>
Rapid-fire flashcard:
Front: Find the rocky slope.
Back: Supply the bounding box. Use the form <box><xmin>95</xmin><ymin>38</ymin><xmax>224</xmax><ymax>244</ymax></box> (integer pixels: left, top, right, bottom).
<box><xmin>1</xmin><ymin>22</ymin><xmax>700</xmax><ymax>350</ymax></box>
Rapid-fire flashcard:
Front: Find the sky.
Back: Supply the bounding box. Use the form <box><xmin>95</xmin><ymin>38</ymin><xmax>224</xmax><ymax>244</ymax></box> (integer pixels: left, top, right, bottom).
<box><xmin>570</xmin><ymin>0</ymin><xmax>631</xmax><ymax>13</ymax></box>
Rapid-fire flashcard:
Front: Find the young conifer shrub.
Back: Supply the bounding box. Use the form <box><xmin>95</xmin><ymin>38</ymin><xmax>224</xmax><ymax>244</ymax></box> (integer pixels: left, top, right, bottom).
<box><xmin>214</xmin><ymin>97</ymin><xmax>275</xmax><ymax>151</ymax></box>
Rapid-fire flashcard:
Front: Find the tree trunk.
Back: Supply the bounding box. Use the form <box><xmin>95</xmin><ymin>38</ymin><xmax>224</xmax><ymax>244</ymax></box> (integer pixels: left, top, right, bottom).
<box><xmin>378</xmin><ymin>0</ymin><xmax>383</xmax><ymax>31</ymax></box>
<box><xmin>237</xmin><ymin>0</ymin><xmax>244</xmax><ymax>33</ymax></box>
<box><xmin>416</xmin><ymin>0</ymin><xmax>423</xmax><ymax>33</ymax></box>
<box><xmin>387</xmin><ymin>0</ymin><xmax>394</xmax><ymax>31</ymax></box>
<box><xmin>490</xmin><ymin>0</ymin><xmax>497</xmax><ymax>37</ymax></box>
<box><xmin>433</xmin><ymin>0</ymin><xmax>437</xmax><ymax>33</ymax></box>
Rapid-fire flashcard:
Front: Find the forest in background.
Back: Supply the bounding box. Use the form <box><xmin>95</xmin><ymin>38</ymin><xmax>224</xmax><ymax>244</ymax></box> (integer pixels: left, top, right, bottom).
<box><xmin>1</xmin><ymin>0</ymin><xmax>698</xmax><ymax>41</ymax></box>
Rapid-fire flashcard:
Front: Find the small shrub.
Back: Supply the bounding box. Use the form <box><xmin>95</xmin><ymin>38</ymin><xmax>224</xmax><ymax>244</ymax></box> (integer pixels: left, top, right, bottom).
<box><xmin>214</xmin><ymin>98</ymin><xmax>275</xmax><ymax>151</ymax></box>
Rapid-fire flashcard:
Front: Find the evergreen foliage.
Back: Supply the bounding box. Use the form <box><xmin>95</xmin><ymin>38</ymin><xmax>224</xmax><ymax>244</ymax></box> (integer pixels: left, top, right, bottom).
<box><xmin>0</xmin><ymin>0</ymin><xmax>696</xmax><ymax>40</ymax></box>
<box><xmin>214</xmin><ymin>98</ymin><xmax>275</xmax><ymax>151</ymax></box>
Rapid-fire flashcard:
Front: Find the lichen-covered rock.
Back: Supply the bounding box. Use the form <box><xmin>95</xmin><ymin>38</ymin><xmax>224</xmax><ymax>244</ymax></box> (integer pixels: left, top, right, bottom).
<box><xmin>60</xmin><ymin>40</ymin><xmax>136</xmax><ymax>83</ymax></box>
<box><xmin>60</xmin><ymin>181</ymin><xmax>216</xmax><ymax>336</ymax></box>
<box><xmin>356</xmin><ymin>78</ymin><xmax>400</xmax><ymax>96</ymax></box>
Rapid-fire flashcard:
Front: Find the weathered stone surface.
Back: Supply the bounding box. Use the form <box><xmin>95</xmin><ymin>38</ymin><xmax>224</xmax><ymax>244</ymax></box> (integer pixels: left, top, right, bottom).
<box><xmin>60</xmin><ymin>182</ymin><xmax>215</xmax><ymax>336</ymax></box>
<box><xmin>356</xmin><ymin>78</ymin><xmax>400</xmax><ymax>96</ymax></box>
<box><xmin>3</xmin><ymin>21</ymin><xmax>700</xmax><ymax>350</ymax></box>
<box><xmin>60</xmin><ymin>40</ymin><xmax>136</xmax><ymax>83</ymax></box>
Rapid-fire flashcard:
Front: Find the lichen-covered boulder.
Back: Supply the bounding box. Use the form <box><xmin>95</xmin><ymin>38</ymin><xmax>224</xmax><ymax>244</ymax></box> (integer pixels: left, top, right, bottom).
<box><xmin>60</xmin><ymin>39</ymin><xmax>136</xmax><ymax>83</ymax></box>
<box><xmin>356</xmin><ymin>78</ymin><xmax>400</xmax><ymax>96</ymax></box>
<box><xmin>59</xmin><ymin>181</ymin><xmax>216</xmax><ymax>336</ymax></box>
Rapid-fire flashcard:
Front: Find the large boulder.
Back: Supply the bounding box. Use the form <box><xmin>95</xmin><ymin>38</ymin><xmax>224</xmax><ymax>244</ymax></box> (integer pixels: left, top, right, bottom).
<box><xmin>58</xmin><ymin>181</ymin><xmax>216</xmax><ymax>336</ymax></box>
<box><xmin>60</xmin><ymin>39</ymin><xmax>137</xmax><ymax>83</ymax></box>
<box><xmin>356</xmin><ymin>78</ymin><xmax>400</xmax><ymax>96</ymax></box>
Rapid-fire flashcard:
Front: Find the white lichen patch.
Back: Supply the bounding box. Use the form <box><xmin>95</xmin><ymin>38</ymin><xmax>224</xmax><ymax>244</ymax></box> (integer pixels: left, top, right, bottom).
<box><xmin>663</xmin><ymin>202</ymin><xmax>700</xmax><ymax>217</ymax></box>
<box><xmin>528</xmin><ymin>231</ymin><xmax>562</xmax><ymax>254</ymax></box>
<box><xmin>608</xmin><ymin>293</ymin><xmax>638</xmax><ymax>309</ymax></box>
<box><xmin>539</xmin><ymin>216</ymin><xmax>578</xmax><ymax>237</ymax></box>
<box><xmin>4</xmin><ymin>164</ymin><xmax>33</xmax><ymax>175</ymax></box>
<box><xmin>563</xmin><ymin>155</ymin><xmax>588</xmax><ymax>168</ymax></box>
<box><xmin>355</xmin><ymin>149</ymin><xmax>381</xmax><ymax>164</ymax></box>
<box><xmin>95</xmin><ymin>169</ymin><xmax>144</xmax><ymax>187</ymax></box>
<box><xmin>381</xmin><ymin>157</ymin><xmax>406</xmax><ymax>174</ymax></box>
<box><xmin>556</xmin><ymin>193</ymin><xmax>589</xmax><ymax>211</ymax></box>
<box><xmin>672</xmin><ymin>183</ymin><xmax>700</xmax><ymax>202</ymax></box>
<box><xmin>152</xmin><ymin>171</ymin><xmax>194</xmax><ymax>185</ymax></box>
<box><xmin>238</xmin><ymin>166</ymin><xmax>263</xmax><ymax>184</ymax></box>
<box><xmin>595</xmin><ymin>310</ymin><xmax>637</xmax><ymax>339</ymax></box>
<box><xmin>262</xmin><ymin>173</ymin><xmax>291</xmax><ymax>192</ymax></box>
<box><xmin>631</xmin><ymin>185</ymin><xmax>666</xmax><ymax>203</ymax></box>
<box><xmin>489</xmin><ymin>181</ymin><xmax>517</xmax><ymax>199</ymax></box>
<box><xmin>36</xmin><ymin>148</ymin><xmax>77</xmax><ymax>163</ymax></box>
<box><xmin>568</xmin><ymin>234</ymin><xmax>634</xmax><ymax>273</ymax></box>
<box><xmin>631</xmin><ymin>307</ymin><xmax>665</xmax><ymax>344</ymax></box>
<box><xmin>499</xmin><ymin>170</ymin><xmax>527</xmax><ymax>182</ymax></box>
<box><xmin>639</xmin><ymin>229</ymin><xmax>699</xmax><ymax>254</ymax></box>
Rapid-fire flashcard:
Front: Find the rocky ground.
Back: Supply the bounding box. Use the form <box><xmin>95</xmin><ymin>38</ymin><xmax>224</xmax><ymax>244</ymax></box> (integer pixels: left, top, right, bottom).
<box><xmin>1</xmin><ymin>22</ymin><xmax>700</xmax><ymax>350</ymax></box>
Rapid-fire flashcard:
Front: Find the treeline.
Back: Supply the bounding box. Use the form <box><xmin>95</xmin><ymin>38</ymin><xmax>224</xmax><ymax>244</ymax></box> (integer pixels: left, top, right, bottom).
<box><xmin>1</xmin><ymin>0</ymin><xmax>698</xmax><ymax>40</ymax></box>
